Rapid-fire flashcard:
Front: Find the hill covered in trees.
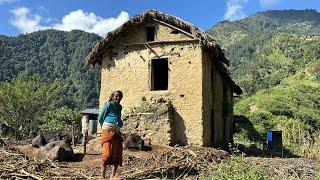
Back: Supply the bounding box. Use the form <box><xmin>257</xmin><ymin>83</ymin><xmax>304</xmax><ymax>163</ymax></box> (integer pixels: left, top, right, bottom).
<box><xmin>208</xmin><ymin>9</ymin><xmax>320</xmax><ymax>158</ymax></box>
<box><xmin>0</xmin><ymin>30</ymin><xmax>101</xmax><ymax>137</ymax></box>
<box><xmin>0</xmin><ymin>30</ymin><xmax>101</xmax><ymax>108</ymax></box>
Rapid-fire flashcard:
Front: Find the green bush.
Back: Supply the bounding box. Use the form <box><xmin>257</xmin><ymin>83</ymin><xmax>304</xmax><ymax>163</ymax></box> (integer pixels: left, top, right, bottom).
<box><xmin>39</xmin><ymin>107</ymin><xmax>81</xmax><ymax>132</ymax></box>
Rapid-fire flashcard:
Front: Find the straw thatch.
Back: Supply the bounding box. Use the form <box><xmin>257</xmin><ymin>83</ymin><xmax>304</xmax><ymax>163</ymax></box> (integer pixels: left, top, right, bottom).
<box><xmin>85</xmin><ymin>9</ymin><xmax>242</xmax><ymax>94</ymax></box>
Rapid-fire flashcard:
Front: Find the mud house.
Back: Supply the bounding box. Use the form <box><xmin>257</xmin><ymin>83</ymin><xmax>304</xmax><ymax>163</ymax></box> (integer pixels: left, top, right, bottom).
<box><xmin>85</xmin><ymin>10</ymin><xmax>242</xmax><ymax>147</ymax></box>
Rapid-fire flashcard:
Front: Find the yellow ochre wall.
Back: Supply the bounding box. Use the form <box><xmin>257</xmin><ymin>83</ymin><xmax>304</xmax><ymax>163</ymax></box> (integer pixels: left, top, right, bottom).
<box><xmin>99</xmin><ymin>22</ymin><xmax>207</xmax><ymax>146</ymax></box>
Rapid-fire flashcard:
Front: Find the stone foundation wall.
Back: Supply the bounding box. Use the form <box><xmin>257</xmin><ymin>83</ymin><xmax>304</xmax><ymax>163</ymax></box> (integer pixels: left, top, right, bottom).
<box><xmin>121</xmin><ymin>102</ymin><xmax>173</xmax><ymax>145</ymax></box>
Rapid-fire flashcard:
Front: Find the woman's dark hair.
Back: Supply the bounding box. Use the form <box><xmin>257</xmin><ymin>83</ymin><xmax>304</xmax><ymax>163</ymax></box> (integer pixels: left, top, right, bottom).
<box><xmin>108</xmin><ymin>90</ymin><xmax>123</xmax><ymax>102</ymax></box>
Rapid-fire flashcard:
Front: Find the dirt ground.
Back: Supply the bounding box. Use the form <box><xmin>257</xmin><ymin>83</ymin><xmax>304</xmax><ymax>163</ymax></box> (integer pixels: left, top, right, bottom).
<box><xmin>248</xmin><ymin>157</ymin><xmax>319</xmax><ymax>180</ymax></box>
<box><xmin>0</xmin><ymin>138</ymin><xmax>319</xmax><ymax>179</ymax></box>
<box><xmin>1</xmin><ymin>137</ymin><xmax>229</xmax><ymax>179</ymax></box>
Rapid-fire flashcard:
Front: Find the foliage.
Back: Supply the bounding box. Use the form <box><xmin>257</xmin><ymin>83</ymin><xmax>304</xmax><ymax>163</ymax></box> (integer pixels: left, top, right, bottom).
<box><xmin>208</xmin><ymin>9</ymin><xmax>320</xmax><ymax>158</ymax></box>
<box><xmin>0</xmin><ymin>74</ymin><xmax>66</xmax><ymax>139</ymax></box>
<box><xmin>208</xmin><ymin>9</ymin><xmax>320</xmax><ymax>95</ymax></box>
<box><xmin>234</xmin><ymin>79</ymin><xmax>320</xmax><ymax>158</ymax></box>
<box><xmin>0</xmin><ymin>30</ymin><xmax>101</xmax><ymax>109</ymax></box>
<box><xmin>39</xmin><ymin>107</ymin><xmax>82</xmax><ymax>132</ymax></box>
<box><xmin>200</xmin><ymin>157</ymin><xmax>269</xmax><ymax>180</ymax></box>
<box><xmin>208</xmin><ymin>9</ymin><xmax>320</xmax><ymax>48</ymax></box>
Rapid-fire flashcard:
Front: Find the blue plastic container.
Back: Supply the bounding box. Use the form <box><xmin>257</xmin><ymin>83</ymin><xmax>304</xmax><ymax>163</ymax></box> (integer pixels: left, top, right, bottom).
<box><xmin>88</xmin><ymin>120</ymin><xmax>98</xmax><ymax>135</ymax></box>
<box><xmin>267</xmin><ymin>131</ymin><xmax>282</xmax><ymax>150</ymax></box>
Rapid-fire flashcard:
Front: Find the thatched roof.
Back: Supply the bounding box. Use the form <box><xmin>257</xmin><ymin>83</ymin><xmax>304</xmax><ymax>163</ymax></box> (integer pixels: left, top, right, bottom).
<box><xmin>85</xmin><ymin>9</ymin><xmax>242</xmax><ymax>94</ymax></box>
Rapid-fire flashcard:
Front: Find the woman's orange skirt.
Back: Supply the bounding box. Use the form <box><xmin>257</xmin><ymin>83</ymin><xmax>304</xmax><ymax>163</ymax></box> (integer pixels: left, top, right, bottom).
<box><xmin>101</xmin><ymin>130</ymin><xmax>123</xmax><ymax>167</ymax></box>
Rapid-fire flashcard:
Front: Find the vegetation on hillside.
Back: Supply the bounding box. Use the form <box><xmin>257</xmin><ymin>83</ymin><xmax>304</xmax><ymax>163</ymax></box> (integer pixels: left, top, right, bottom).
<box><xmin>0</xmin><ymin>30</ymin><xmax>101</xmax><ymax>136</ymax></box>
<box><xmin>234</xmin><ymin>78</ymin><xmax>320</xmax><ymax>158</ymax></box>
<box><xmin>0</xmin><ymin>74</ymin><xmax>81</xmax><ymax>138</ymax></box>
<box><xmin>0</xmin><ymin>30</ymin><xmax>101</xmax><ymax>109</ymax></box>
<box><xmin>209</xmin><ymin>9</ymin><xmax>320</xmax><ymax>158</ymax></box>
<box><xmin>208</xmin><ymin>9</ymin><xmax>320</xmax><ymax>48</ymax></box>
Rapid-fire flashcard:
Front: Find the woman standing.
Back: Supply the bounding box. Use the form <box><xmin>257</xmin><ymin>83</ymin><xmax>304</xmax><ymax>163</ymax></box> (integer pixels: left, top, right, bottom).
<box><xmin>98</xmin><ymin>90</ymin><xmax>124</xmax><ymax>179</ymax></box>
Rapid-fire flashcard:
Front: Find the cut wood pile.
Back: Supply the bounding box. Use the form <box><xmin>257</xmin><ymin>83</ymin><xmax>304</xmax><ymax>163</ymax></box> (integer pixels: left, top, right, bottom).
<box><xmin>0</xmin><ymin>138</ymin><xmax>230</xmax><ymax>179</ymax></box>
<box><xmin>121</xmin><ymin>145</ymin><xmax>229</xmax><ymax>179</ymax></box>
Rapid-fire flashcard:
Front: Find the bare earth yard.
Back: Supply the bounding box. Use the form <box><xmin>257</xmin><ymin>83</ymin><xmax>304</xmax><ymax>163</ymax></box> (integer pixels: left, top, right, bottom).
<box><xmin>0</xmin><ymin>138</ymin><xmax>318</xmax><ymax>179</ymax></box>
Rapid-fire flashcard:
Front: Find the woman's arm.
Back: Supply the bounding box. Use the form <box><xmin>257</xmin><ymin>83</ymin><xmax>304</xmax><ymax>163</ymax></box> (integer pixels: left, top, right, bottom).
<box><xmin>117</xmin><ymin>105</ymin><xmax>123</xmax><ymax>128</ymax></box>
<box><xmin>98</xmin><ymin>102</ymin><xmax>111</xmax><ymax>126</ymax></box>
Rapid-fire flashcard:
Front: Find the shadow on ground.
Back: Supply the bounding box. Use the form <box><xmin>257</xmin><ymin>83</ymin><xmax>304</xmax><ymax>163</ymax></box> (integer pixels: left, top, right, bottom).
<box><xmin>71</xmin><ymin>153</ymin><xmax>85</xmax><ymax>162</ymax></box>
<box><xmin>232</xmin><ymin>115</ymin><xmax>299</xmax><ymax>158</ymax></box>
<box><xmin>231</xmin><ymin>143</ymin><xmax>300</xmax><ymax>158</ymax></box>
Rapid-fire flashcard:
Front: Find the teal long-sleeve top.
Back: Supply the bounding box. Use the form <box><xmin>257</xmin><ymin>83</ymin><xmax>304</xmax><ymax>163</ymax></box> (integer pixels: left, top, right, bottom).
<box><xmin>98</xmin><ymin>101</ymin><xmax>123</xmax><ymax>128</ymax></box>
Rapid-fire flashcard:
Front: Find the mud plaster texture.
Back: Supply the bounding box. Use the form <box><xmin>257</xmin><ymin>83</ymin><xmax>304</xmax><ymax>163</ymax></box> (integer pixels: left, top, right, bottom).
<box><xmin>98</xmin><ymin>22</ymin><xmax>233</xmax><ymax>147</ymax></box>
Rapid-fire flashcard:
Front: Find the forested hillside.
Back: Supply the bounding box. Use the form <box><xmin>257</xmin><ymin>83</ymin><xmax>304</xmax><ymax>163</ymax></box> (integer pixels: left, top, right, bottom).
<box><xmin>208</xmin><ymin>9</ymin><xmax>320</xmax><ymax>158</ymax></box>
<box><xmin>0</xmin><ymin>30</ymin><xmax>101</xmax><ymax>137</ymax></box>
<box><xmin>0</xmin><ymin>30</ymin><xmax>101</xmax><ymax>108</ymax></box>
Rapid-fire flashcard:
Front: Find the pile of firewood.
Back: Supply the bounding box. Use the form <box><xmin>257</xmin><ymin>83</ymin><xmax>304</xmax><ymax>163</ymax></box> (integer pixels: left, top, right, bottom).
<box><xmin>121</xmin><ymin>146</ymin><xmax>229</xmax><ymax>179</ymax></box>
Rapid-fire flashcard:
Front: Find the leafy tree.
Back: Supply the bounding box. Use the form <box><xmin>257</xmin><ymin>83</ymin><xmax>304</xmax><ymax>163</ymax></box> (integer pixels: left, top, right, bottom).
<box><xmin>0</xmin><ymin>74</ymin><xmax>66</xmax><ymax>139</ymax></box>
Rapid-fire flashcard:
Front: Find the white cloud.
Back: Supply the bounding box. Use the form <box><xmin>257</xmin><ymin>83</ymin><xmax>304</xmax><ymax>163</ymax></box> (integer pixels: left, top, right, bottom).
<box><xmin>10</xmin><ymin>7</ymin><xmax>129</xmax><ymax>36</ymax></box>
<box><xmin>0</xmin><ymin>0</ymin><xmax>17</xmax><ymax>4</ymax></box>
<box><xmin>224</xmin><ymin>0</ymin><xmax>248</xmax><ymax>21</ymax></box>
<box><xmin>260</xmin><ymin>0</ymin><xmax>280</xmax><ymax>8</ymax></box>
<box><xmin>10</xmin><ymin>7</ymin><xmax>44</xmax><ymax>33</ymax></box>
<box><xmin>52</xmin><ymin>10</ymin><xmax>129</xmax><ymax>36</ymax></box>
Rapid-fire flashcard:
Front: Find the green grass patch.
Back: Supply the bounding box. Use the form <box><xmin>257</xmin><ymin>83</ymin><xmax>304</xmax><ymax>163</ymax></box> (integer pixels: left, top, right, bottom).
<box><xmin>200</xmin><ymin>157</ymin><xmax>269</xmax><ymax>180</ymax></box>
<box><xmin>234</xmin><ymin>78</ymin><xmax>320</xmax><ymax>159</ymax></box>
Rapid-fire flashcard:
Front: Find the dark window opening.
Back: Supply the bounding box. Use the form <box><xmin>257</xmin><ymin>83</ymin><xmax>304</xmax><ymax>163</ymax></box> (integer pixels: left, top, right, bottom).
<box><xmin>151</xmin><ymin>58</ymin><xmax>168</xmax><ymax>90</ymax></box>
<box><xmin>146</xmin><ymin>27</ymin><xmax>155</xmax><ymax>42</ymax></box>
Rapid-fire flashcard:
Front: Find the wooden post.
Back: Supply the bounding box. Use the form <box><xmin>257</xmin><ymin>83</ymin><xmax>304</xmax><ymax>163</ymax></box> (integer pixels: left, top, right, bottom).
<box><xmin>83</xmin><ymin>132</ymin><xmax>87</xmax><ymax>155</ymax></box>
<box><xmin>81</xmin><ymin>115</ymin><xmax>89</xmax><ymax>155</ymax></box>
<box><xmin>72</xmin><ymin>121</ymin><xmax>75</xmax><ymax>149</ymax></box>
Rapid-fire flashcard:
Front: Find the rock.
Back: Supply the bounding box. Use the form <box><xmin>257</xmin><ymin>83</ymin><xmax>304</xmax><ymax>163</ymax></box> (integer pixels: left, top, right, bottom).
<box><xmin>37</xmin><ymin>140</ymin><xmax>74</xmax><ymax>161</ymax></box>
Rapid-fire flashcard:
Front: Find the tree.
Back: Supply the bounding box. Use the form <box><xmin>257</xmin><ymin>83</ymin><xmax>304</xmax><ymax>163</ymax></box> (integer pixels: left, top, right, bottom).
<box><xmin>0</xmin><ymin>74</ymin><xmax>65</xmax><ymax>139</ymax></box>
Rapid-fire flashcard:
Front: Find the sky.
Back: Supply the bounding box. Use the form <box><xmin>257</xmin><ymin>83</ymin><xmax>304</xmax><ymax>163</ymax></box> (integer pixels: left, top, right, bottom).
<box><xmin>0</xmin><ymin>0</ymin><xmax>320</xmax><ymax>37</ymax></box>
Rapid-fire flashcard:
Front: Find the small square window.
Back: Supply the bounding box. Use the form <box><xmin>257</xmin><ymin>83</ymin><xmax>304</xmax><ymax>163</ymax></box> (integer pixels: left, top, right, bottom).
<box><xmin>146</xmin><ymin>27</ymin><xmax>155</xmax><ymax>42</ymax></box>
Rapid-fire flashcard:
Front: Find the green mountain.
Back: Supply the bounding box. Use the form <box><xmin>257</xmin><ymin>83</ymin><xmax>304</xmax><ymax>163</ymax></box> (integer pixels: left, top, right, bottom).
<box><xmin>208</xmin><ymin>9</ymin><xmax>320</xmax><ymax>158</ymax></box>
<box><xmin>208</xmin><ymin>9</ymin><xmax>320</xmax><ymax>95</ymax></box>
<box><xmin>208</xmin><ymin>9</ymin><xmax>320</xmax><ymax>48</ymax></box>
<box><xmin>0</xmin><ymin>30</ymin><xmax>101</xmax><ymax>108</ymax></box>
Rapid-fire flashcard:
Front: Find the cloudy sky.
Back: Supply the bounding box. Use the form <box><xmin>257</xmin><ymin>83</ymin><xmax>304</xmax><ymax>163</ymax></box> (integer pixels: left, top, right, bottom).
<box><xmin>0</xmin><ymin>0</ymin><xmax>319</xmax><ymax>37</ymax></box>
